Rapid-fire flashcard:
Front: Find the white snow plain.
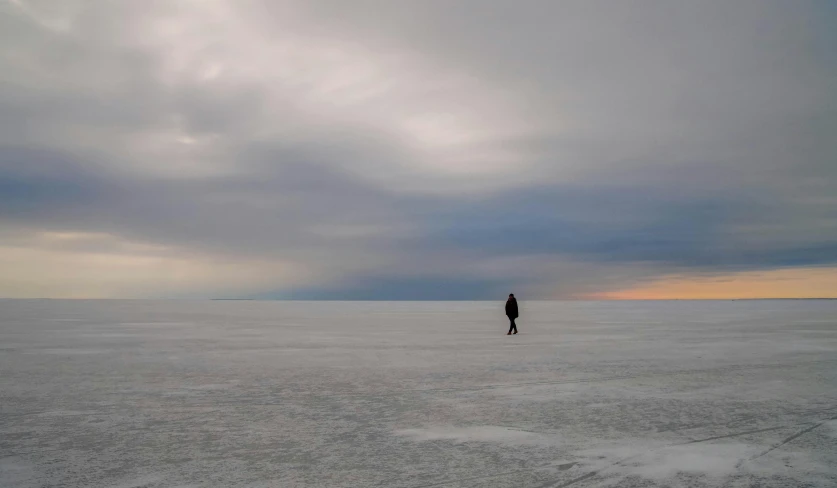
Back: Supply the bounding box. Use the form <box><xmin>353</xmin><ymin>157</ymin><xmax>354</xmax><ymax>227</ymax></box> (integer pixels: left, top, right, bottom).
<box><xmin>1</xmin><ymin>299</ymin><xmax>836</xmax><ymax>487</ymax></box>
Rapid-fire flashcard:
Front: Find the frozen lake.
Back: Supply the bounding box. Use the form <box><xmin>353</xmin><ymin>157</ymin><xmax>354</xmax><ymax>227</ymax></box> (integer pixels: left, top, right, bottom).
<box><xmin>1</xmin><ymin>300</ymin><xmax>836</xmax><ymax>487</ymax></box>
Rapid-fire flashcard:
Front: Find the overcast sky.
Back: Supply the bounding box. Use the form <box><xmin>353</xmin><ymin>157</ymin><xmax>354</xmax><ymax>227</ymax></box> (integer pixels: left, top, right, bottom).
<box><xmin>1</xmin><ymin>0</ymin><xmax>836</xmax><ymax>299</ymax></box>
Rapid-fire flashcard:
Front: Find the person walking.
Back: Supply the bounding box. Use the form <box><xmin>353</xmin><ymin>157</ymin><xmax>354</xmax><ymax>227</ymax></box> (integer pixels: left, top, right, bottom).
<box><xmin>505</xmin><ymin>293</ymin><xmax>519</xmax><ymax>335</ymax></box>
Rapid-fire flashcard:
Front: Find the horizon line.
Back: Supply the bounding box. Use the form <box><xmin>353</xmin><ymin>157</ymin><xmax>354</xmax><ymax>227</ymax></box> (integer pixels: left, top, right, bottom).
<box><xmin>2</xmin><ymin>297</ymin><xmax>836</xmax><ymax>301</ymax></box>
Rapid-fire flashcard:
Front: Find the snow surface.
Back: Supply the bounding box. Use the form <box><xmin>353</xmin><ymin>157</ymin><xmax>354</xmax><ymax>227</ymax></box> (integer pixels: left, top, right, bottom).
<box><xmin>1</xmin><ymin>299</ymin><xmax>836</xmax><ymax>487</ymax></box>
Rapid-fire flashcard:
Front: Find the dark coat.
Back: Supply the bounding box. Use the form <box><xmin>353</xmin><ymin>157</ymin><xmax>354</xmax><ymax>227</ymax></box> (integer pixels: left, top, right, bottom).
<box><xmin>505</xmin><ymin>297</ymin><xmax>519</xmax><ymax>319</ymax></box>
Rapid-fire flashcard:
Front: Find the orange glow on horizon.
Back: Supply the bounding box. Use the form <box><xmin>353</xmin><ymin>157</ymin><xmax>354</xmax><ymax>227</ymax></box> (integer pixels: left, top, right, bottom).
<box><xmin>591</xmin><ymin>267</ymin><xmax>837</xmax><ymax>300</ymax></box>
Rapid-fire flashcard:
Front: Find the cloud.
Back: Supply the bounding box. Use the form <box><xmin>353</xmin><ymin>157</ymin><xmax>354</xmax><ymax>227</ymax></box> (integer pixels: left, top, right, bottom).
<box><xmin>594</xmin><ymin>267</ymin><xmax>837</xmax><ymax>300</ymax></box>
<box><xmin>0</xmin><ymin>0</ymin><xmax>835</xmax><ymax>298</ymax></box>
<box><xmin>0</xmin><ymin>230</ymin><xmax>304</xmax><ymax>299</ymax></box>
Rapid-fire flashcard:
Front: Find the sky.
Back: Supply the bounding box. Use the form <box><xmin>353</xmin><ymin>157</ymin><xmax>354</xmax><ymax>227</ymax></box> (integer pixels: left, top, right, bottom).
<box><xmin>1</xmin><ymin>0</ymin><xmax>836</xmax><ymax>299</ymax></box>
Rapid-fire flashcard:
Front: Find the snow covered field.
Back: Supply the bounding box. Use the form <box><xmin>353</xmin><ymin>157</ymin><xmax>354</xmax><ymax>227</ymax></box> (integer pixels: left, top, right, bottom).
<box><xmin>1</xmin><ymin>300</ymin><xmax>836</xmax><ymax>487</ymax></box>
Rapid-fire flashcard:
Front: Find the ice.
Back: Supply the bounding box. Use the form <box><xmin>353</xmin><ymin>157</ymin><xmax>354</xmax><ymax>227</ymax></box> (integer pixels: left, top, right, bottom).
<box><xmin>1</xmin><ymin>299</ymin><xmax>836</xmax><ymax>487</ymax></box>
<box><xmin>394</xmin><ymin>426</ymin><xmax>555</xmax><ymax>445</ymax></box>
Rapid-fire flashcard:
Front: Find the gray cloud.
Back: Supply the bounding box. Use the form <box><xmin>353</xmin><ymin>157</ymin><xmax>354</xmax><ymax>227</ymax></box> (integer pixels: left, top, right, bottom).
<box><xmin>1</xmin><ymin>0</ymin><xmax>835</xmax><ymax>298</ymax></box>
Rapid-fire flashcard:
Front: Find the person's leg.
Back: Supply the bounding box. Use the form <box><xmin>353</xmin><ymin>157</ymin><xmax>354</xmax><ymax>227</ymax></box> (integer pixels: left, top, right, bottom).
<box><xmin>512</xmin><ymin>318</ymin><xmax>518</xmax><ymax>334</ymax></box>
<box><xmin>508</xmin><ymin>317</ymin><xmax>514</xmax><ymax>334</ymax></box>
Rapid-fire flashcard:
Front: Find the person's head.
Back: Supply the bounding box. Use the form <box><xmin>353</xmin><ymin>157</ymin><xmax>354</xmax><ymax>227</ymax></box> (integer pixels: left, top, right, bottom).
<box><xmin>509</xmin><ymin>293</ymin><xmax>514</xmax><ymax>298</ymax></box>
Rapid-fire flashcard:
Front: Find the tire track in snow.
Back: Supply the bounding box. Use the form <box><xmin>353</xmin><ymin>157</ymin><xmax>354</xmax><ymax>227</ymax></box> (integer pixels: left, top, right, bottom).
<box><xmin>407</xmin><ymin>411</ymin><xmax>837</xmax><ymax>488</ymax></box>
<box><xmin>736</xmin><ymin>415</ymin><xmax>837</xmax><ymax>468</ymax></box>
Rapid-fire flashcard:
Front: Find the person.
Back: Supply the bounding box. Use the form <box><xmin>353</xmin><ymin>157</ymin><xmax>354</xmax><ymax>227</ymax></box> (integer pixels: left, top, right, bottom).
<box><xmin>505</xmin><ymin>293</ymin><xmax>519</xmax><ymax>335</ymax></box>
